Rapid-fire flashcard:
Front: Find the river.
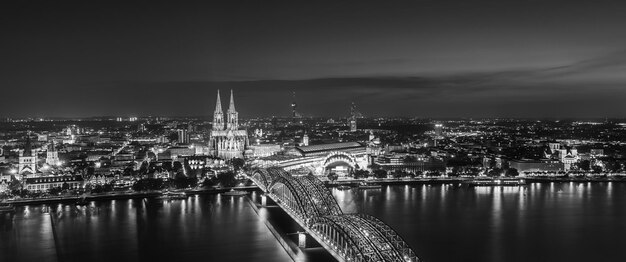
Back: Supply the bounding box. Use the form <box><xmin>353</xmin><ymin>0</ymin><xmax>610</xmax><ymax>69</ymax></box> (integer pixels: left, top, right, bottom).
<box><xmin>2</xmin><ymin>182</ymin><xmax>625</xmax><ymax>262</ymax></box>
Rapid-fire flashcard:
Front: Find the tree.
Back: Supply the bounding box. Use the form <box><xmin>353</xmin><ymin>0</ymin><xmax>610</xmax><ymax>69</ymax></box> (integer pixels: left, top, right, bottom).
<box><xmin>505</xmin><ymin>168</ymin><xmax>519</xmax><ymax>177</ymax></box>
<box><xmin>373</xmin><ymin>169</ymin><xmax>387</xmax><ymax>179</ymax></box>
<box><xmin>392</xmin><ymin>170</ymin><xmax>405</xmax><ymax>179</ymax></box>
<box><xmin>592</xmin><ymin>165</ymin><xmax>603</xmax><ymax>173</ymax></box>
<box><xmin>579</xmin><ymin>160</ymin><xmax>591</xmax><ymax>171</ymax></box>
<box><xmin>172</xmin><ymin>161</ymin><xmax>183</xmax><ymax>172</ymax></box>
<box><xmin>91</xmin><ymin>184</ymin><xmax>104</xmax><ymax>193</ymax></box>
<box><xmin>162</xmin><ymin>162</ymin><xmax>173</xmax><ymax>171</ymax></box>
<box><xmin>217</xmin><ymin>171</ymin><xmax>237</xmax><ymax>187</ymax></box>
<box><xmin>327</xmin><ymin>172</ymin><xmax>339</xmax><ymax>182</ymax></box>
<box><xmin>467</xmin><ymin>168</ymin><xmax>480</xmax><ymax>177</ymax></box>
<box><xmin>604</xmin><ymin>160</ymin><xmax>621</xmax><ymax>172</ymax></box>
<box><xmin>9</xmin><ymin>179</ymin><xmax>22</xmax><ymax>191</ymax></box>
<box><xmin>201</xmin><ymin>177</ymin><xmax>218</xmax><ymax>188</ymax></box>
<box><xmin>487</xmin><ymin>168</ymin><xmax>503</xmax><ymax>177</ymax></box>
<box><xmin>49</xmin><ymin>186</ymin><xmax>63</xmax><ymax>195</ymax></box>
<box><xmin>231</xmin><ymin>158</ymin><xmax>245</xmax><ymax>171</ymax></box>
<box><xmin>132</xmin><ymin>178</ymin><xmax>165</xmax><ymax>191</ymax></box>
<box><xmin>171</xmin><ymin>176</ymin><xmax>198</xmax><ymax>189</ymax></box>
<box><xmin>353</xmin><ymin>169</ymin><xmax>370</xmax><ymax>179</ymax></box>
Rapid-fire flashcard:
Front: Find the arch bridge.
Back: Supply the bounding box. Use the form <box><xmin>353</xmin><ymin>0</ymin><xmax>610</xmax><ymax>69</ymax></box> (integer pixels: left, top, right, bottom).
<box><xmin>248</xmin><ymin>167</ymin><xmax>421</xmax><ymax>262</ymax></box>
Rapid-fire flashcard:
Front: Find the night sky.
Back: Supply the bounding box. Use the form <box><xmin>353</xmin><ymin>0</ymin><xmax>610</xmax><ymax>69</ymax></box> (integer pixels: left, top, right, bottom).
<box><xmin>2</xmin><ymin>1</ymin><xmax>626</xmax><ymax>118</ymax></box>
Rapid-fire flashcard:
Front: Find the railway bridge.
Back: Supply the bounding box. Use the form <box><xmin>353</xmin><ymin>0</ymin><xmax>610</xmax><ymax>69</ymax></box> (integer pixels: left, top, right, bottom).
<box><xmin>248</xmin><ymin>167</ymin><xmax>421</xmax><ymax>262</ymax></box>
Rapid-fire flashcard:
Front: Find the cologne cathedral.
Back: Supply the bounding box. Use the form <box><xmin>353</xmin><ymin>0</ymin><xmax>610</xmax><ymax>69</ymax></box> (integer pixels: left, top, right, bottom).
<box><xmin>208</xmin><ymin>90</ymin><xmax>249</xmax><ymax>159</ymax></box>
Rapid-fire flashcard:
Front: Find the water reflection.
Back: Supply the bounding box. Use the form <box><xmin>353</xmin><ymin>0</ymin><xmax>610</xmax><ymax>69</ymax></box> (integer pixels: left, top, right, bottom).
<box><xmin>1</xmin><ymin>195</ymin><xmax>292</xmax><ymax>262</ymax></box>
<box><xmin>332</xmin><ymin>183</ymin><xmax>626</xmax><ymax>262</ymax></box>
<box><xmin>2</xmin><ymin>183</ymin><xmax>626</xmax><ymax>262</ymax></box>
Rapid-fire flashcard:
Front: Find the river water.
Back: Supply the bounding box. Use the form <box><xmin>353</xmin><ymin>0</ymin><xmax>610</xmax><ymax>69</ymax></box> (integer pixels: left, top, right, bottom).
<box><xmin>2</xmin><ymin>182</ymin><xmax>625</xmax><ymax>262</ymax></box>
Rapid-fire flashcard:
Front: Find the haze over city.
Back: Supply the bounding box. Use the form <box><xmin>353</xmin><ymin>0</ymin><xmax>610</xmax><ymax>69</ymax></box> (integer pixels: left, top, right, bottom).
<box><xmin>3</xmin><ymin>1</ymin><xmax>626</xmax><ymax>118</ymax></box>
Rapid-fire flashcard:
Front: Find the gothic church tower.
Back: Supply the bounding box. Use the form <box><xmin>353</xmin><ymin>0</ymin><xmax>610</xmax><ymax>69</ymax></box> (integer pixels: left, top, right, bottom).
<box><xmin>213</xmin><ymin>90</ymin><xmax>225</xmax><ymax>131</ymax></box>
<box><xmin>226</xmin><ymin>89</ymin><xmax>239</xmax><ymax>130</ymax></box>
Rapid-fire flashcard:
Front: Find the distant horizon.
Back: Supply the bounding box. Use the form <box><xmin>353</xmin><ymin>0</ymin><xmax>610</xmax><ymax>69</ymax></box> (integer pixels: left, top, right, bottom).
<box><xmin>3</xmin><ymin>115</ymin><xmax>625</xmax><ymax>122</ymax></box>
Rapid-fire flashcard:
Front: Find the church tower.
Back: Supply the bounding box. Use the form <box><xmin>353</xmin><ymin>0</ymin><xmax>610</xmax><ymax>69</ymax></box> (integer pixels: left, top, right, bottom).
<box><xmin>46</xmin><ymin>141</ymin><xmax>60</xmax><ymax>166</ymax></box>
<box><xmin>18</xmin><ymin>133</ymin><xmax>37</xmax><ymax>176</ymax></box>
<box><xmin>227</xmin><ymin>89</ymin><xmax>239</xmax><ymax>130</ymax></box>
<box><xmin>212</xmin><ymin>90</ymin><xmax>225</xmax><ymax>131</ymax></box>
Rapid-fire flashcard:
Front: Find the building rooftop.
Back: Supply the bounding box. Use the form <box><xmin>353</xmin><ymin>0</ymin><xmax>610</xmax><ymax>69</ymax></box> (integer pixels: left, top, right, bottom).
<box><xmin>295</xmin><ymin>142</ymin><xmax>364</xmax><ymax>154</ymax></box>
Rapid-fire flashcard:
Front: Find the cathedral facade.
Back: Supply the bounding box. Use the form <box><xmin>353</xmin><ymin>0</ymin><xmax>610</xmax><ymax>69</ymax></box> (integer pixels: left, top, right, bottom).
<box><xmin>208</xmin><ymin>90</ymin><xmax>249</xmax><ymax>159</ymax></box>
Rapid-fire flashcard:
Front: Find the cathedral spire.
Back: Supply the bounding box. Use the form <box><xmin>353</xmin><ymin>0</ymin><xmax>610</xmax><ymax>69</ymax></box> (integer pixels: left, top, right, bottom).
<box><xmin>226</xmin><ymin>89</ymin><xmax>239</xmax><ymax>130</ymax></box>
<box><xmin>214</xmin><ymin>89</ymin><xmax>223</xmax><ymax>113</ymax></box>
<box><xmin>228</xmin><ymin>89</ymin><xmax>236</xmax><ymax>112</ymax></box>
<box><xmin>212</xmin><ymin>90</ymin><xmax>225</xmax><ymax>131</ymax></box>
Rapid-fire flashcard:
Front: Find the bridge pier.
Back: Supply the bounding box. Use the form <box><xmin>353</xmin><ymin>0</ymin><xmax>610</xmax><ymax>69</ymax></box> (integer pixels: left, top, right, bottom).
<box><xmin>261</xmin><ymin>194</ymin><xmax>267</xmax><ymax>206</ymax></box>
<box><xmin>297</xmin><ymin>232</ymin><xmax>311</xmax><ymax>248</ymax></box>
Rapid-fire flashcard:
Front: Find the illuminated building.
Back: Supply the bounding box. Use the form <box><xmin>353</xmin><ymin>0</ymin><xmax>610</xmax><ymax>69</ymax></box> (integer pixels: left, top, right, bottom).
<box><xmin>46</xmin><ymin>141</ymin><xmax>60</xmax><ymax>166</ymax></box>
<box><xmin>349</xmin><ymin>102</ymin><xmax>357</xmax><ymax>132</ymax></box>
<box><xmin>509</xmin><ymin>159</ymin><xmax>564</xmax><ymax>172</ymax></box>
<box><xmin>434</xmin><ymin>123</ymin><xmax>443</xmax><ymax>137</ymax></box>
<box><xmin>177</xmin><ymin>129</ymin><xmax>189</xmax><ymax>144</ymax></box>
<box><xmin>302</xmin><ymin>133</ymin><xmax>309</xmax><ymax>146</ymax></box>
<box><xmin>25</xmin><ymin>175</ymin><xmax>83</xmax><ymax>192</ymax></box>
<box><xmin>208</xmin><ymin>90</ymin><xmax>249</xmax><ymax>159</ymax></box>
<box><xmin>291</xmin><ymin>91</ymin><xmax>302</xmax><ymax>119</ymax></box>
<box><xmin>18</xmin><ymin>135</ymin><xmax>37</xmax><ymax>176</ymax></box>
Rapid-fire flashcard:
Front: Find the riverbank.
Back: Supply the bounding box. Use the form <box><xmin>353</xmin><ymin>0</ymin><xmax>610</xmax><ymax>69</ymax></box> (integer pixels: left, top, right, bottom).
<box><xmin>5</xmin><ymin>186</ymin><xmax>260</xmax><ymax>206</ymax></box>
<box><xmin>526</xmin><ymin>176</ymin><xmax>626</xmax><ymax>183</ymax></box>
<box><xmin>6</xmin><ymin>176</ymin><xmax>626</xmax><ymax>206</ymax></box>
<box><xmin>327</xmin><ymin>177</ymin><xmax>463</xmax><ymax>186</ymax></box>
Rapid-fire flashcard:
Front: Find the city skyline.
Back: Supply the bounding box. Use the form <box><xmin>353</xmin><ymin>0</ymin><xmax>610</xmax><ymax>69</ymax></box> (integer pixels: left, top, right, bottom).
<box><xmin>4</xmin><ymin>2</ymin><xmax>626</xmax><ymax>262</ymax></box>
<box><xmin>3</xmin><ymin>1</ymin><xmax>626</xmax><ymax>118</ymax></box>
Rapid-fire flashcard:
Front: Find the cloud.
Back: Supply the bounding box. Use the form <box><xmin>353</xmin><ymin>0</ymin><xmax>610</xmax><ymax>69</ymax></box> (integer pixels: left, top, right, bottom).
<box><xmin>3</xmin><ymin>50</ymin><xmax>626</xmax><ymax>118</ymax></box>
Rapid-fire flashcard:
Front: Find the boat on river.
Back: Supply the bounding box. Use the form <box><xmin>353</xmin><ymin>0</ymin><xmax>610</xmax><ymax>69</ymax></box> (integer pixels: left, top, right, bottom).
<box><xmin>222</xmin><ymin>189</ymin><xmax>248</xmax><ymax>196</ymax></box>
<box><xmin>358</xmin><ymin>182</ymin><xmax>382</xmax><ymax>189</ymax></box>
<box><xmin>463</xmin><ymin>177</ymin><xmax>526</xmax><ymax>186</ymax></box>
<box><xmin>337</xmin><ymin>185</ymin><xmax>352</xmax><ymax>190</ymax></box>
<box><xmin>157</xmin><ymin>191</ymin><xmax>188</xmax><ymax>200</ymax></box>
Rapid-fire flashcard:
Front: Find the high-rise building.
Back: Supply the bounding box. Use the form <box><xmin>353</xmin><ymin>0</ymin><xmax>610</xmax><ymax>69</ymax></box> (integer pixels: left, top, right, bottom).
<box><xmin>302</xmin><ymin>133</ymin><xmax>309</xmax><ymax>146</ymax></box>
<box><xmin>208</xmin><ymin>90</ymin><xmax>249</xmax><ymax>159</ymax></box>
<box><xmin>349</xmin><ymin>102</ymin><xmax>357</xmax><ymax>132</ymax></box>
<box><xmin>434</xmin><ymin>123</ymin><xmax>443</xmax><ymax>137</ymax></box>
<box><xmin>291</xmin><ymin>91</ymin><xmax>302</xmax><ymax>119</ymax></box>
<box><xmin>177</xmin><ymin>129</ymin><xmax>189</xmax><ymax>144</ymax></box>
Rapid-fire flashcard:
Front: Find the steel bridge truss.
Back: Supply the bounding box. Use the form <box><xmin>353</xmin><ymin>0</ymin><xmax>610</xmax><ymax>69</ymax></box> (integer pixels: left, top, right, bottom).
<box><xmin>248</xmin><ymin>168</ymin><xmax>422</xmax><ymax>262</ymax></box>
